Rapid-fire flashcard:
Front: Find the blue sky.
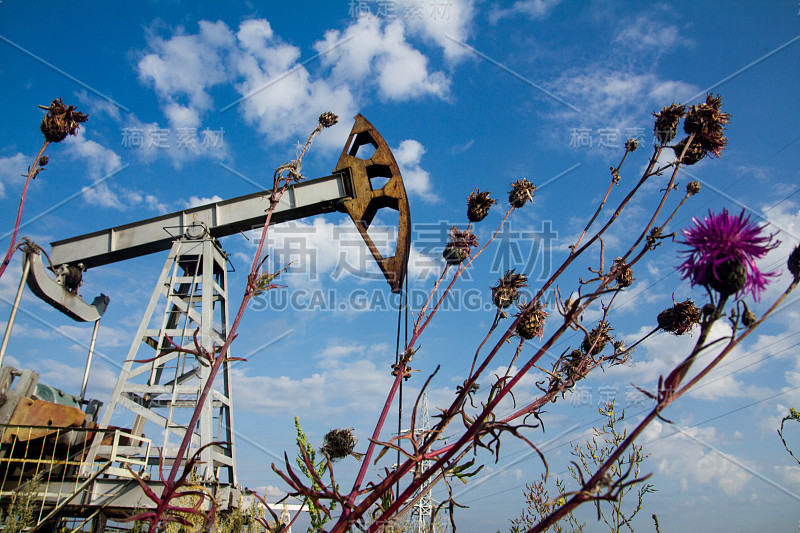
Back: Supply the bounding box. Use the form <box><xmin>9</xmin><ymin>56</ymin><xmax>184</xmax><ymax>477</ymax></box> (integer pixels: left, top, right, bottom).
<box><xmin>1</xmin><ymin>1</ymin><xmax>800</xmax><ymax>531</ymax></box>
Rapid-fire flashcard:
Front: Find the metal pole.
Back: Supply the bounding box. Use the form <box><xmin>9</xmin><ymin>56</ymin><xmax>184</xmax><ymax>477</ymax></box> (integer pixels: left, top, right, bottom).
<box><xmin>0</xmin><ymin>255</ymin><xmax>31</xmax><ymax>366</ymax></box>
<box><xmin>81</xmin><ymin>319</ymin><xmax>100</xmax><ymax>399</ymax></box>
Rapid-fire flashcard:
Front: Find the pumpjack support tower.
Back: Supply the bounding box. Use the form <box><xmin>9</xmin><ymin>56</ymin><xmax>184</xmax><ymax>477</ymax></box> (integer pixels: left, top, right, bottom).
<box><xmin>0</xmin><ymin>115</ymin><xmax>410</xmax><ymax>529</ymax></box>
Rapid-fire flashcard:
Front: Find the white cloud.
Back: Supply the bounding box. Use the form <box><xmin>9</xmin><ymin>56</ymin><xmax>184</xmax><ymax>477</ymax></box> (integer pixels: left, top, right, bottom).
<box><xmin>775</xmin><ymin>464</ymin><xmax>800</xmax><ymax>489</ymax></box>
<box><xmin>393</xmin><ymin>139</ymin><xmax>437</xmax><ymax>201</ymax></box>
<box><xmin>134</xmin><ymin>17</ymin><xmax>454</xmax><ymax>153</ymax></box>
<box><xmin>489</xmin><ymin>0</ymin><xmax>561</xmax><ymax>24</ymax></box>
<box><xmin>256</xmin><ymin>215</ymin><xmax>437</xmax><ymax>289</ymax></box>
<box><xmin>755</xmin><ymin>202</ymin><xmax>800</xmax><ymax>306</ymax></box>
<box><xmin>549</xmin><ymin>69</ymin><xmax>697</xmax><ymax>130</ymax></box>
<box><xmin>62</xmin><ymin>132</ymin><xmax>125</xmax><ymax>208</ymax></box>
<box><xmin>0</xmin><ymin>152</ymin><xmax>28</xmax><ymax>199</ymax></box>
<box><xmin>649</xmin><ymin>80</ymin><xmax>698</xmax><ymax>103</ymax></box>
<box><xmin>401</xmin><ymin>0</ymin><xmax>476</xmax><ymax>61</ymax></box>
<box><xmin>262</xmin><ymin>217</ymin><xmax>371</xmax><ymax>287</ymax></box>
<box><xmin>643</xmin><ymin>420</ymin><xmax>753</xmax><ymax>496</ymax></box>
<box><xmin>607</xmin><ymin>321</ymin><xmax>779</xmax><ymax>402</ymax></box>
<box><xmin>138</xmin><ymin>20</ymin><xmax>235</xmax><ymax>127</ymax></box>
<box><xmin>233</xmin><ymin>341</ymin><xmax>394</xmax><ymax>417</ymax></box>
<box><xmin>62</xmin><ymin>131</ymin><xmax>171</xmax><ymax>213</ymax></box>
<box><xmin>315</xmin><ymin>16</ymin><xmax>450</xmax><ymax>101</ymax></box>
<box><xmin>0</xmin><ymin>255</ymin><xmax>25</xmax><ymax>301</ymax></box>
<box><xmin>74</xmin><ymin>90</ymin><xmax>123</xmax><ymax>123</ymax></box>
<box><xmin>230</xmin><ymin>20</ymin><xmax>356</xmax><ymax>150</ymax></box>
<box><xmin>408</xmin><ymin>243</ymin><xmax>442</xmax><ymax>283</ymax></box>
<box><xmin>64</xmin><ymin>133</ymin><xmax>122</xmax><ymax>179</ymax></box>
<box><xmin>184</xmin><ymin>195</ymin><xmax>224</xmax><ymax>209</ymax></box>
<box><xmin>613</xmin><ymin>16</ymin><xmax>686</xmax><ymax>52</ymax></box>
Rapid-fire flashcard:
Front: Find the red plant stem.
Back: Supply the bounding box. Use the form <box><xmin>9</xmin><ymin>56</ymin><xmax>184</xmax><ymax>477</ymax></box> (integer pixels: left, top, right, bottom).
<box><xmin>529</xmin><ymin>278</ymin><xmax>796</xmax><ymax>533</ymax></box>
<box><xmin>343</xmin><ymin>362</ymin><xmax>407</xmax><ymax>512</ymax></box>
<box><xmin>0</xmin><ymin>141</ymin><xmax>49</xmax><ymax>280</ymax></box>
<box><xmin>159</xmin><ymin>124</ymin><xmax>322</xmax><ymax>529</ymax></box>
<box><xmin>345</xmin><ymin>207</ymin><xmax>517</xmax><ymax>510</ymax></box>
<box><xmin>414</xmin><ymin>207</ymin><xmax>513</xmax><ymax>338</ymax></box>
<box><xmin>355</xmin><ymin>266</ymin><xmax>620</xmax><ymax>529</ymax></box>
<box><xmin>528</xmin><ymin>407</ymin><xmax>659</xmax><ymax>533</ymax></box>
<box><xmin>620</xmin><ymin>134</ymin><xmax>693</xmax><ymax>264</ymax></box>
<box><xmin>347</xmin><ymin>207</ymin><xmax>516</xmax><ymax>492</ymax></box>
<box><xmin>677</xmin><ymin>279</ymin><xmax>798</xmax><ymax>397</ymax></box>
<box><xmin>334</xmin><ymin>147</ymin><xmax>676</xmax><ymax>529</ymax></box>
<box><xmin>573</xmin><ymin>149</ymin><xmax>631</xmax><ymax>250</ymax></box>
<box><xmin>336</xmin><ymin>318</ymin><xmax>577</xmax><ymax>532</ymax></box>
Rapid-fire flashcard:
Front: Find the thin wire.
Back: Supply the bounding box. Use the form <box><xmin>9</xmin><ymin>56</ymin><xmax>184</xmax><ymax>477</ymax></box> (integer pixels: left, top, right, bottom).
<box><xmin>395</xmin><ymin>279</ymin><xmax>404</xmax><ymax>500</ymax></box>
<box><xmin>460</xmin><ymin>384</ymin><xmax>800</xmax><ymax>505</ymax></box>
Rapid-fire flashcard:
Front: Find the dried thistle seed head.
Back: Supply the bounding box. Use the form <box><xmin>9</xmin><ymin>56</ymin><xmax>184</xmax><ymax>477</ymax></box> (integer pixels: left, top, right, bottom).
<box><xmin>318</xmin><ymin>111</ymin><xmax>338</xmax><ymax>128</ymax></box>
<box><xmin>442</xmin><ymin>226</ymin><xmax>478</xmax><ymax>265</ymax></box>
<box><xmin>788</xmin><ymin>245</ymin><xmax>800</xmax><ymax>281</ymax></box>
<box><xmin>581</xmin><ymin>321</ymin><xmax>613</xmax><ymax>355</ymax></box>
<box><xmin>508</xmin><ymin>178</ymin><xmax>536</xmax><ymax>208</ymax></box>
<box><xmin>515</xmin><ymin>301</ymin><xmax>548</xmax><ymax>340</ymax></box>
<box><xmin>686</xmin><ymin>180</ymin><xmax>701</xmax><ymax>196</ymax></box>
<box><xmin>39</xmin><ymin>98</ymin><xmax>89</xmax><ymax>143</ymax></box>
<box><xmin>657</xmin><ymin>299</ymin><xmax>701</xmax><ymax>335</ymax></box>
<box><xmin>653</xmin><ymin>103</ymin><xmax>686</xmax><ymax>144</ymax></box>
<box><xmin>321</xmin><ymin>428</ymin><xmax>358</xmax><ymax>461</ymax></box>
<box><xmin>672</xmin><ymin>137</ymin><xmax>706</xmax><ymax>165</ymax></box>
<box><xmin>491</xmin><ymin>269</ymin><xmax>528</xmax><ymax>309</ymax></box>
<box><xmin>611</xmin><ymin>258</ymin><xmax>634</xmax><ymax>288</ymax></box>
<box><xmin>38</xmin><ymin>155</ymin><xmax>49</xmax><ymax>167</ymax></box>
<box><xmin>625</xmin><ymin>138</ymin><xmax>639</xmax><ymax>152</ymax></box>
<box><xmin>560</xmin><ymin>349</ymin><xmax>585</xmax><ymax>380</ymax></box>
<box><xmin>467</xmin><ymin>189</ymin><xmax>497</xmax><ymax>222</ymax></box>
<box><xmin>676</xmin><ymin>94</ymin><xmax>731</xmax><ymax>160</ymax></box>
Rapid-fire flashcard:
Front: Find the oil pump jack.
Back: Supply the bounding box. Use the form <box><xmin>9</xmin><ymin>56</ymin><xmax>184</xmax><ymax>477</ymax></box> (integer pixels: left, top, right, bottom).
<box><xmin>0</xmin><ymin>115</ymin><xmax>410</xmax><ymax>527</ymax></box>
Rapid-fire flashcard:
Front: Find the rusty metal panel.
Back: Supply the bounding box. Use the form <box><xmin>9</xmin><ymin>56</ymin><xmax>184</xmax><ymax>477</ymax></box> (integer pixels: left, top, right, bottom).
<box><xmin>3</xmin><ymin>399</ymin><xmax>85</xmax><ymax>443</ymax></box>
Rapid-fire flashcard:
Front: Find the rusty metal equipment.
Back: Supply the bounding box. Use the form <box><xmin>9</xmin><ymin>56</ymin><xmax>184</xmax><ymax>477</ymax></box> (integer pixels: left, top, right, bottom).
<box><xmin>0</xmin><ymin>115</ymin><xmax>410</xmax><ymax>530</ymax></box>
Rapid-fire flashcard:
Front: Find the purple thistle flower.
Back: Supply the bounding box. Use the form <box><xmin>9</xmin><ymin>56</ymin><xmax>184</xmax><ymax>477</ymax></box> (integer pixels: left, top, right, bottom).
<box><xmin>678</xmin><ymin>208</ymin><xmax>779</xmax><ymax>301</ymax></box>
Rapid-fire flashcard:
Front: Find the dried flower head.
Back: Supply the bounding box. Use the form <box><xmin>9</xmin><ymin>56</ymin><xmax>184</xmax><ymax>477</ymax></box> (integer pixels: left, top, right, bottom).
<box><xmin>515</xmin><ymin>301</ymin><xmax>548</xmax><ymax>340</ymax></box>
<box><xmin>318</xmin><ymin>111</ymin><xmax>338</xmax><ymax>128</ymax></box>
<box><xmin>678</xmin><ymin>209</ymin><xmax>780</xmax><ymax>301</ymax></box>
<box><xmin>321</xmin><ymin>428</ymin><xmax>360</xmax><ymax>461</ymax></box>
<box><xmin>581</xmin><ymin>321</ymin><xmax>613</xmax><ymax>355</ymax></box>
<box><xmin>683</xmin><ymin>94</ymin><xmax>730</xmax><ymax>158</ymax></box>
<box><xmin>610</xmin><ymin>257</ymin><xmax>634</xmax><ymax>288</ymax></box>
<box><xmin>653</xmin><ymin>103</ymin><xmax>686</xmax><ymax>144</ymax></box>
<box><xmin>39</xmin><ymin>98</ymin><xmax>89</xmax><ymax>143</ymax></box>
<box><xmin>556</xmin><ymin>349</ymin><xmax>588</xmax><ymax>388</ymax></box>
<box><xmin>467</xmin><ymin>189</ymin><xmax>498</xmax><ymax>222</ymax></box>
<box><xmin>657</xmin><ymin>299</ymin><xmax>702</xmax><ymax>335</ymax></box>
<box><xmin>508</xmin><ymin>179</ymin><xmax>536</xmax><ymax>208</ymax></box>
<box><xmin>672</xmin><ymin>137</ymin><xmax>706</xmax><ymax>165</ymax></box>
<box><xmin>38</xmin><ymin>155</ymin><xmax>49</xmax><ymax>167</ymax></box>
<box><xmin>686</xmin><ymin>180</ymin><xmax>701</xmax><ymax>196</ymax></box>
<box><xmin>625</xmin><ymin>138</ymin><xmax>639</xmax><ymax>152</ymax></box>
<box><xmin>443</xmin><ymin>227</ymin><xmax>478</xmax><ymax>265</ymax></box>
<box><xmin>788</xmin><ymin>245</ymin><xmax>800</xmax><ymax>281</ymax></box>
<box><xmin>491</xmin><ymin>270</ymin><xmax>528</xmax><ymax>309</ymax></box>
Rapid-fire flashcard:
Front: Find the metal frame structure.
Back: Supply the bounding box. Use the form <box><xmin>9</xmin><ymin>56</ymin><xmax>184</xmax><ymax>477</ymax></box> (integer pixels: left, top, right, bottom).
<box><xmin>83</xmin><ymin>231</ymin><xmax>236</xmax><ymax>483</ymax></box>
<box><xmin>408</xmin><ymin>393</ymin><xmax>437</xmax><ymax>533</ymax></box>
<box><xmin>0</xmin><ymin>114</ymin><xmax>411</xmax><ymax>530</ymax></box>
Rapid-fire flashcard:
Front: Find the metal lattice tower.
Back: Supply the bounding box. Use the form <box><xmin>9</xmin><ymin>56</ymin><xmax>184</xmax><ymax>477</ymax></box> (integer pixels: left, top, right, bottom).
<box><xmin>86</xmin><ymin>230</ymin><xmax>236</xmax><ymax>483</ymax></box>
<box><xmin>409</xmin><ymin>392</ymin><xmax>437</xmax><ymax>533</ymax></box>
